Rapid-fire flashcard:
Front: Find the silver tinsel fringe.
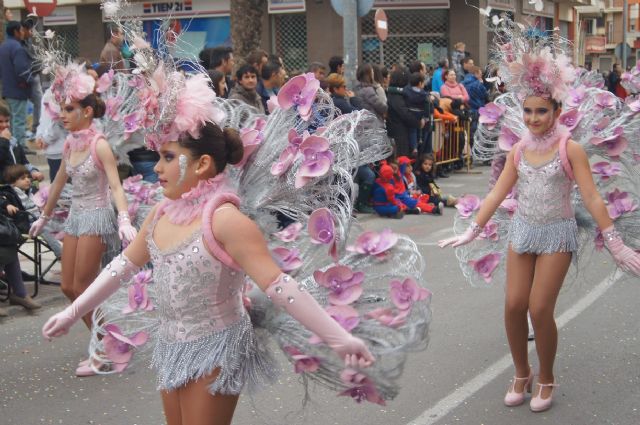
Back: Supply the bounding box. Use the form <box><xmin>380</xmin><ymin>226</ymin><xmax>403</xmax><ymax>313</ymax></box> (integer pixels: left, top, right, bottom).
<box><xmin>509</xmin><ymin>216</ymin><xmax>578</xmax><ymax>254</ymax></box>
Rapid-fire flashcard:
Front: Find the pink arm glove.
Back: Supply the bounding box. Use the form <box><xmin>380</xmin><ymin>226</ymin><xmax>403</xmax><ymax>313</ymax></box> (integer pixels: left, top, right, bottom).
<box><xmin>28</xmin><ymin>214</ymin><xmax>50</xmax><ymax>238</ymax></box>
<box><xmin>42</xmin><ymin>254</ymin><xmax>140</xmax><ymax>339</ymax></box>
<box><xmin>602</xmin><ymin>226</ymin><xmax>640</xmax><ymax>275</ymax></box>
<box><xmin>266</xmin><ymin>273</ymin><xmax>375</xmax><ymax>368</ymax></box>
<box><xmin>438</xmin><ymin>222</ymin><xmax>483</xmax><ymax>248</ymax></box>
<box><xmin>117</xmin><ymin>212</ymin><xmax>137</xmax><ymax>244</ymax></box>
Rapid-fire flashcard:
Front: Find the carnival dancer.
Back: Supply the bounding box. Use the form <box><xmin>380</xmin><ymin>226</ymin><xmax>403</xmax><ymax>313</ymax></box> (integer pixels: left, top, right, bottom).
<box><xmin>29</xmin><ymin>63</ymin><xmax>137</xmax><ymax>376</ymax></box>
<box><xmin>40</xmin><ymin>3</ymin><xmax>431</xmax><ymax>423</ymax></box>
<box><xmin>439</xmin><ymin>16</ymin><xmax>640</xmax><ymax>413</ymax></box>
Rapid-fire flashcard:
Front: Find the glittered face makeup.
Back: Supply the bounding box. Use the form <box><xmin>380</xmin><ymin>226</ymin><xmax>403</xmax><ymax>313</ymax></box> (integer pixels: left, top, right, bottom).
<box><xmin>60</xmin><ymin>102</ymin><xmax>87</xmax><ymax>131</ymax></box>
<box><xmin>154</xmin><ymin>143</ymin><xmax>197</xmax><ymax>200</ymax></box>
<box><xmin>178</xmin><ymin>154</ymin><xmax>188</xmax><ymax>184</ymax></box>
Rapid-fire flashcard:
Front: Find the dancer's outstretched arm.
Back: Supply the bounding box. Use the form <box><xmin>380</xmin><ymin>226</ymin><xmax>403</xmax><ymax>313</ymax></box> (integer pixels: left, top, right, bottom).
<box><xmin>439</xmin><ymin>147</ymin><xmax>519</xmax><ymax>248</ymax></box>
<box><xmin>213</xmin><ymin>204</ymin><xmax>375</xmax><ymax>368</ymax></box>
<box><xmin>42</xmin><ymin>206</ymin><xmax>155</xmax><ymax>339</ymax></box>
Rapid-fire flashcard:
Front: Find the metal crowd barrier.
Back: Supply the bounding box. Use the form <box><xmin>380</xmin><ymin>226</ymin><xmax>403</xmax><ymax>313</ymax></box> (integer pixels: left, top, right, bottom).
<box><xmin>432</xmin><ymin>118</ymin><xmax>473</xmax><ymax>172</ymax></box>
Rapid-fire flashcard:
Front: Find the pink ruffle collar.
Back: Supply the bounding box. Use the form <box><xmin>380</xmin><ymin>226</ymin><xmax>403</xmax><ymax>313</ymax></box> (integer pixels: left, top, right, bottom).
<box><xmin>64</xmin><ymin>124</ymin><xmax>99</xmax><ymax>152</ymax></box>
<box><xmin>520</xmin><ymin>122</ymin><xmax>570</xmax><ymax>154</ymax></box>
<box><xmin>161</xmin><ymin>174</ymin><xmax>230</xmax><ymax>225</ymax></box>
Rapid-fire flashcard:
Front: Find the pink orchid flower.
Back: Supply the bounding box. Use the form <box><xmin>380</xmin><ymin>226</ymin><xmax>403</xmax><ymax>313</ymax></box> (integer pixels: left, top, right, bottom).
<box><xmin>102</xmin><ymin>324</ymin><xmax>148</xmax><ymax>372</ymax></box>
<box><xmin>558</xmin><ymin>109</ymin><xmax>583</xmax><ymax>131</ymax></box>
<box><xmin>478</xmin><ymin>220</ymin><xmax>499</xmax><ymax>241</ymax></box>
<box><xmin>346</xmin><ymin>228</ymin><xmax>398</xmax><ymax>258</ymax></box>
<box><xmin>478</xmin><ymin>103</ymin><xmax>506</xmax><ymax>130</ymax></box>
<box><xmin>314</xmin><ymin>265</ymin><xmax>364</xmax><ymax>305</ymax></box>
<box><xmin>468</xmin><ymin>252</ymin><xmax>502</xmax><ymax>284</ymax></box>
<box><xmin>590</xmin><ymin>126</ymin><xmax>628</xmax><ymax>157</ymax></box>
<box><xmin>625</xmin><ymin>96</ymin><xmax>640</xmax><ymax>112</ymax></box>
<box><xmin>267</xmin><ymin>95</ymin><xmax>280</xmax><ymax>113</ymax></box>
<box><xmin>271</xmin><ymin>247</ymin><xmax>303</xmax><ymax>272</ymax></box>
<box><xmin>237</xmin><ymin>118</ymin><xmax>266</xmax><ymax>167</ymax></box>
<box><xmin>122</xmin><ymin>270</ymin><xmax>154</xmax><ymax>314</ymax></box>
<box><xmin>390</xmin><ymin>278</ymin><xmax>431</xmax><ymax>311</ymax></box>
<box><xmin>455</xmin><ymin>194</ymin><xmax>481</xmax><ymax>218</ymax></box>
<box><xmin>594</xmin><ymin>228</ymin><xmax>605</xmax><ymax>252</ymax></box>
<box><xmin>606</xmin><ymin>189</ymin><xmax>638</xmax><ymax>219</ymax></box>
<box><xmin>591</xmin><ymin>161</ymin><xmax>621</xmax><ymax>181</ymax></box>
<box><xmin>32</xmin><ymin>184</ymin><xmax>49</xmax><ymax>209</ymax></box>
<box><xmin>309</xmin><ymin>305</ymin><xmax>360</xmax><ymax>344</ymax></box>
<box><xmin>123</xmin><ymin>111</ymin><xmax>141</xmax><ymax>137</ymax></box>
<box><xmin>366</xmin><ymin>307</ymin><xmax>409</xmax><ymax>328</ymax></box>
<box><xmin>96</xmin><ymin>69</ymin><xmax>114</xmax><ymax>93</ymax></box>
<box><xmin>295</xmin><ymin>135</ymin><xmax>334</xmax><ymax>188</ymax></box>
<box><xmin>277</xmin><ymin>72</ymin><xmax>320</xmax><ymax>121</ymax></box>
<box><xmin>565</xmin><ymin>87</ymin><xmax>586</xmax><ymax>108</ymax></box>
<box><xmin>498</xmin><ymin>126</ymin><xmax>519</xmax><ymax>152</ymax></box>
<box><xmin>273</xmin><ymin>222</ymin><xmax>303</xmax><ymax>242</ymax></box>
<box><xmin>595</xmin><ymin>92</ymin><xmax>617</xmax><ymax>109</ymax></box>
<box><xmin>307</xmin><ymin>208</ymin><xmax>337</xmax><ymax>261</ymax></box>
<box><xmin>105</xmin><ymin>96</ymin><xmax>124</xmax><ymax>121</ymax></box>
<box><xmin>283</xmin><ymin>346</ymin><xmax>321</xmax><ymax>373</ymax></box>
<box><xmin>271</xmin><ymin>129</ymin><xmax>306</xmax><ymax>176</ymax></box>
<box><xmin>339</xmin><ymin>369</ymin><xmax>386</xmax><ymax>405</ymax></box>
<box><xmin>123</xmin><ymin>174</ymin><xmax>144</xmax><ymax>193</ymax></box>
<box><xmin>499</xmin><ymin>198</ymin><xmax>518</xmax><ymax>216</ymax></box>
<box><xmin>592</xmin><ymin>116</ymin><xmax>610</xmax><ymax>133</ymax></box>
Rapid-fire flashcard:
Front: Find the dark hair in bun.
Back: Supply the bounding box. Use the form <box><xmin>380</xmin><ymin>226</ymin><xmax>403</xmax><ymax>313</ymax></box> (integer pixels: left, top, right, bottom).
<box><xmin>179</xmin><ymin>122</ymin><xmax>244</xmax><ymax>174</ymax></box>
<box><xmin>80</xmin><ymin>93</ymin><xmax>106</xmax><ymax>119</ymax></box>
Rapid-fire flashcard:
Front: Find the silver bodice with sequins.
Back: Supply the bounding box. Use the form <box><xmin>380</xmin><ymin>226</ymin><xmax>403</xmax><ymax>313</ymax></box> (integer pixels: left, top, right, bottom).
<box><xmin>147</xmin><ymin>220</ymin><xmax>246</xmax><ymax>343</ymax></box>
<box><xmin>514</xmin><ymin>152</ymin><xmax>574</xmax><ymax>225</ymax></box>
<box><xmin>66</xmin><ymin>153</ymin><xmax>111</xmax><ymax>211</ymax></box>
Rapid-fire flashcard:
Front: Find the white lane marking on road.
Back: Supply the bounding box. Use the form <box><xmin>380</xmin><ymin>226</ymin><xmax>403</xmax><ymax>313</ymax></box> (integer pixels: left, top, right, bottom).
<box><xmin>407</xmin><ymin>270</ymin><xmax>622</xmax><ymax>425</ymax></box>
<box><xmin>415</xmin><ymin>242</ymin><xmax>439</xmax><ymax>246</ymax></box>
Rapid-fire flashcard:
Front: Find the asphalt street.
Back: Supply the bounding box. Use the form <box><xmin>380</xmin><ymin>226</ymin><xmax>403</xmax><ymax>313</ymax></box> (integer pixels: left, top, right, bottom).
<box><xmin>1</xmin><ymin>165</ymin><xmax>639</xmax><ymax>425</ymax></box>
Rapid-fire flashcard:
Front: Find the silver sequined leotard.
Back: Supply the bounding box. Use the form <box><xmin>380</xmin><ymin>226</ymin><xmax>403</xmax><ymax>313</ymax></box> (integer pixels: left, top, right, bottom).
<box><xmin>146</xmin><ymin>210</ymin><xmax>276</xmax><ymax>394</ymax></box>
<box><xmin>509</xmin><ymin>150</ymin><xmax>578</xmax><ymax>254</ymax></box>
<box><xmin>63</xmin><ymin>147</ymin><xmax>118</xmax><ymax>246</ymax></box>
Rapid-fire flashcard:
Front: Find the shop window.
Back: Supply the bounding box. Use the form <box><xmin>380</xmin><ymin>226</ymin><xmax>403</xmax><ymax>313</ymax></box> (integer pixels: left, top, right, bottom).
<box><xmin>273</xmin><ymin>13</ymin><xmax>308</xmax><ymax>75</ymax></box>
<box><xmin>361</xmin><ymin>9</ymin><xmax>448</xmax><ymax>69</ymax></box>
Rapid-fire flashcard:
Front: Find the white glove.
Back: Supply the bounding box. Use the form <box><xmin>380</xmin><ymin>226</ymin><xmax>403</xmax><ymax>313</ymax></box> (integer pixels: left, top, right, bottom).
<box><xmin>438</xmin><ymin>222</ymin><xmax>483</xmax><ymax>248</ymax></box>
<box><xmin>117</xmin><ymin>212</ymin><xmax>137</xmax><ymax>244</ymax></box>
<box><xmin>28</xmin><ymin>215</ymin><xmax>50</xmax><ymax>238</ymax></box>
<box><xmin>602</xmin><ymin>226</ymin><xmax>640</xmax><ymax>275</ymax></box>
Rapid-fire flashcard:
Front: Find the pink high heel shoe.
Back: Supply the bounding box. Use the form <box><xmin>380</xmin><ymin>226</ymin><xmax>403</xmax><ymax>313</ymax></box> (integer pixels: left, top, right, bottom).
<box><xmin>530</xmin><ymin>381</ymin><xmax>558</xmax><ymax>412</ymax></box>
<box><xmin>503</xmin><ymin>369</ymin><xmax>533</xmax><ymax>407</ymax></box>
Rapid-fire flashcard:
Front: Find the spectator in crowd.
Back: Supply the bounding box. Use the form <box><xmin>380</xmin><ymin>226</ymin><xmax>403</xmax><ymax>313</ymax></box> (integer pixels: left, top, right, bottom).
<box><xmin>432</xmin><ymin>58</ymin><xmax>448</xmax><ymax>94</ymax></box>
<box><xmin>607</xmin><ymin>64</ymin><xmax>627</xmax><ymax>98</ymax></box>
<box><xmin>257</xmin><ymin>61</ymin><xmax>285</xmax><ymax>113</ymax></box>
<box><xmin>328</xmin><ymin>56</ymin><xmax>344</xmax><ymax>75</ymax></box>
<box><xmin>308</xmin><ymin>62</ymin><xmax>327</xmax><ymax>81</ymax></box>
<box><xmin>451</xmin><ymin>41</ymin><xmax>466</xmax><ymax>82</ymax></box>
<box><xmin>207</xmin><ymin>69</ymin><xmax>228</xmax><ymax>98</ymax></box>
<box><xmin>35</xmin><ymin>89</ymin><xmax>67</xmax><ymax>182</ymax></box>
<box><xmin>246</xmin><ymin>49</ymin><xmax>269</xmax><ymax>76</ymax></box>
<box><xmin>99</xmin><ymin>23</ymin><xmax>126</xmax><ymax>73</ymax></box>
<box><xmin>372</xmin><ymin>64</ymin><xmax>388</xmax><ymax>107</ymax></box>
<box><xmin>404</xmin><ymin>72</ymin><xmax>429</xmax><ymax>157</ymax></box>
<box><xmin>326</xmin><ymin>73</ymin><xmax>361</xmax><ymax>115</ymax></box>
<box><xmin>379</xmin><ymin>65</ymin><xmax>390</xmax><ymax>90</ymax></box>
<box><xmin>386</xmin><ymin>68</ymin><xmax>421</xmax><ymax>157</ymax></box>
<box><xmin>20</xmin><ymin>16</ymin><xmax>42</xmax><ymax>140</ymax></box>
<box><xmin>269</xmin><ymin>54</ymin><xmax>287</xmax><ymax>79</ymax></box>
<box><xmin>201</xmin><ymin>46</ymin><xmax>235</xmax><ymax>96</ymax></box>
<box><xmin>409</xmin><ymin>60</ymin><xmax>430</xmax><ymax>91</ymax></box>
<box><xmin>0</xmin><ymin>21</ymin><xmax>32</xmax><ymax>151</ymax></box>
<box><xmin>463</xmin><ymin>65</ymin><xmax>488</xmax><ymax>147</ymax></box>
<box><xmin>228</xmin><ymin>64</ymin><xmax>265</xmax><ymax>113</ymax></box>
<box><xmin>354</xmin><ymin>63</ymin><xmax>387</xmax><ymax>122</ymax></box>
<box><xmin>4</xmin><ymin>7</ymin><xmax>13</xmax><ymax>21</ymax></box>
<box><xmin>0</xmin><ymin>104</ymin><xmax>43</xmax><ymax>184</ymax></box>
<box><xmin>4</xmin><ymin>164</ymin><xmax>62</xmax><ymax>258</ymax></box>
<box><xmin>461</xmin><ymin>57</ymin><xmax>475</xmax><ymax>80</ymax></box>
<box><xmin>440</xmin><ymin>68</ymin><xmax>469</xmax><ymax>104</ymax></box>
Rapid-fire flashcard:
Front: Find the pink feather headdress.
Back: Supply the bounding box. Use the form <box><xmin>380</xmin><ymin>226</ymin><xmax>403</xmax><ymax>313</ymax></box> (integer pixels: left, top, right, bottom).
<box><xmin>50</xmin><ymin>62</ymin><xmax>96</xmax><ymax>104</ymax></box>
<box><xmin>490</xmin><ymin>18</ymin><xmax>575</xmax><ymax>102</ymax></box>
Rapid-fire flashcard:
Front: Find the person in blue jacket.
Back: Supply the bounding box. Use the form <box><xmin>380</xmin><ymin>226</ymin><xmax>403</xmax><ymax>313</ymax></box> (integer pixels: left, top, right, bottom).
<box><xmin>462</xmin><ymin>66</ymin><xmax>488</xmax><ymax>147</ymax></box>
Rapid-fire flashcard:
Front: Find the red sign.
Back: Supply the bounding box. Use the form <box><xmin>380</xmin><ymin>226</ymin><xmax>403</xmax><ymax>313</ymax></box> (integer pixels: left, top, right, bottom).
<box><xmin>585</xmin><ymin>36</ymin><xmax>606</xmax><ymax>54</ymax></box>
<box><xmin>375</xmin><ymin>8</ymin><xmax>388</xmax><ymax>42</ymax></box>
<box><xmin>23</xmin><ymin>0</ymin><xmax>58</xmax><ymax>17</ymax></box>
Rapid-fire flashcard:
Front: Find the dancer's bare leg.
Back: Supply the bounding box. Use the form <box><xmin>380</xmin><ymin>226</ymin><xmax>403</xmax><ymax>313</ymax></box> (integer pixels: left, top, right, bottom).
<box><xmin>529</xmin><ymin>251</ymin><xmax>571</xmax><ymax>399</ymax></box>
<box><xmin>178</xmin><ymin>368</ymin><xmax>240</xmax><ymax>425</ymax></box>
<box><xmin>161</xmin><ymin>389</ymin><xmax>182</xmax><ymax>425</ymax></box>
<box><xmin>504</xmin><ymin>247</ymin><xmax>536</xmax><ymax>391</ymax></box>
<box><xmin>72</xmin><ymin>235</ymin><xmax>105</xmax><ymax>329</ymax></box>
<box><xmin>60</xmin><ymin>235</ymin><xmax>78</xmax><ymax>302</ymax></box>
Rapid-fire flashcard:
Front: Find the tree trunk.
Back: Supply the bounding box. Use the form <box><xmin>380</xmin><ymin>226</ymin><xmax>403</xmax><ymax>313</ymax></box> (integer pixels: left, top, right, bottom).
<box><xmin>230</xmin><ymin>0</ymin><xmax>266</xmax><ymax>63</ymax></box>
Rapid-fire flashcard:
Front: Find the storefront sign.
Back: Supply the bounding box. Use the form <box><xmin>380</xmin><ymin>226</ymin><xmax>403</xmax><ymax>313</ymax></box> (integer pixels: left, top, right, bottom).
<box><xmin>585</xmin><ymin>36</ymin><xmax>606</xmax><ymax>54</ymax></box>
<box><xmin>417</xmin><ymin>42</ymin><xmax>434</xmax><ymax>65</ymax></box>
<box><xmin>487</xmin><ymin>0</ymin><xmax>515</xmax><ymax>12</ymax></box>
<box><xmin>373</xmin><ymin>1</ymin><xmax>450</xmax><ymax>10</ymax></box>
<box><xmin>268</xmin><ymin>0</ymin><xmax>305</xmax><ymax>14</ymax></box>
<box><xmin>107</xmin><ymin>0</ymin><xmax>229</xmax><ymax>20</ymax></box>
<box><xmin>521</xmin><ymin>0</ymin><xmax>553</xmax><ymax>18</ymax></box>
<box><xmin>43</xmin><ymin>6</ymin><xmax>76</xmax><ymax>25</ymax></box>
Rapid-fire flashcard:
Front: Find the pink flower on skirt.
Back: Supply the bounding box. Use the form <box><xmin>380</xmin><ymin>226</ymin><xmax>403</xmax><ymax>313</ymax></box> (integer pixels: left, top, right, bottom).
<box><xmin>103</xmin><ymin>324</ymin><xmax>148</xmax><ymax>372</ymax></box>
<box><xmin>277</xmin><ymin>73</ymin><xmax>320</xmax><ymax>121</ymax></box>
<box><xmin>122</xmin><ymin>270</ymin><xmax>154</xmax><ymax>314</ymax></box>
<box><xmin>314</xmin><ymin>265</ymin><xmax>364</xmax><ymax>305</ymax></box>
<box><xmin>271</xmin><ymin>247</ymin><xmax>303</xmax><ymax>272</ymax></box>
<box><xmin>455</xmin><ymin>195</ymin><xmax>481</xmax><ymax>218</ymax></box>
<box><xmin>273</xmin><ymin>222</ymin><xmax>303</xmax><ymax>242</ymax></box>
<box><xmin>390</xmin><ymin>278</ymin><xmax>431</xmax><ymax>311</ymax></box>
<box><xmin>346</xmin><ymin>228</ymin><xmax>398</xmax><ymax>258</ymax></box>
<box><xmin>468</xmin><ymin>253</ymin><xmax>501</xmax><ymax>283</ymax></box>
<box><xmin>283</xmin><ymin>346</ymin><xmax>321</xmax><ymax>373</ymax></box>
<box><xmin>338</xmin><ymin>369</ymin><xmax>385</xmax><ymax>405</ymax></box>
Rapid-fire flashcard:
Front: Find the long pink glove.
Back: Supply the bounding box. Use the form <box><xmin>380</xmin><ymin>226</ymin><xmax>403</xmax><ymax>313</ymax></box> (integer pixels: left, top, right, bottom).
<box><xmin>266</xmin><ymin>273</ymin><xmax>375</xmax><ymax>368</ymax></box>
<box><xmin>438</xmin><ymin>222</ymin><xmax>483</xmax><ymax>248</ymax></box>
<box><xmin>42</xmin><ymin>254</ymin><xmax>140</xmax><ymax>339</ymax></box>
<box><xmin>602</xmin><ymin>226</ymin><xmax>640</xmax><ymax>275</ymax></box>
<box><xmin>28</xmin><ymin>214</ymin><xmax>50</xmax><ymax>238</ymax></box>
<box><xmin>117</xmin><ymin>212</ymin><xmax>137</xmax><ymax>244</ymax></box>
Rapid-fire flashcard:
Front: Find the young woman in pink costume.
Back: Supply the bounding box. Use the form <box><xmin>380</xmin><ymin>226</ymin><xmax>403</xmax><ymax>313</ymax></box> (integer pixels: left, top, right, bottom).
<box><xmin>30</xmin><ymin>64</ymin><xmax>137</xmax><ymax>376</ymax></box>
<box><xmin>439</xmin><ymin>21</ymin><xmax>640</xmax><ymax>412</ymax></box>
